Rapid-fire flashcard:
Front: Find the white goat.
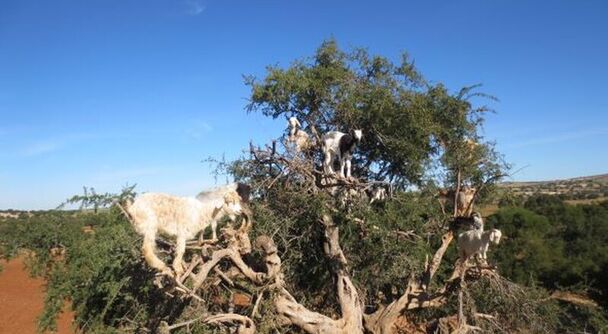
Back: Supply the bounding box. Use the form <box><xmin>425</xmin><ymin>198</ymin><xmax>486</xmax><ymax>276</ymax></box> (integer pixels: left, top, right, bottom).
<box><xmin>457</xmin><ymin>228</ymin><xmax>502</xmax><ymax>265</ymax></box>
<box><xmin>125</xmin><ymin>182</ymin><xmax>250</xmax><ymax>277</ymax></box>
<box><xmin>287</xmin><ymin>117</ymin><xmax>301</xmax><ymax>138</ymax></box>
<box><xmin>322</xmin><ymin>129</ymin><xmax>363</xmax><ymax>178</ymax></box>
<box><xmin>286</xmin><ymin>117</ymin><xmax>311</xmax><ymax>152</ymax></box>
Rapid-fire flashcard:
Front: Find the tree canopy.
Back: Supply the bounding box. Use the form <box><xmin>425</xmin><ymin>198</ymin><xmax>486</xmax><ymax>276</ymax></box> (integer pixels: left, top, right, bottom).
<box><xmin>246</xmin><ymin>39</ymin><xmax>506</xmax><ymax>190</ymax></box>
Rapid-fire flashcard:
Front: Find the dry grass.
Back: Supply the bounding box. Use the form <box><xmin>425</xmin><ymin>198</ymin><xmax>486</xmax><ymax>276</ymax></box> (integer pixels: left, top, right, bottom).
<box><xmin>564</xmin><ymin>197</ymin><xmax>608</xmax><ymax>205</ymax></box>
<box><xmin>478</xmin><ymin>204</ymin><xmax>499</xmax><ymax>217</ymax></box>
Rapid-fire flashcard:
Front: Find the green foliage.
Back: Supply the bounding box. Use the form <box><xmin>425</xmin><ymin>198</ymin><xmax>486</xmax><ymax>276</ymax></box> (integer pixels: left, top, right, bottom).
<box><xmin>0</xmin><ymin>209</ymin><xmax>187</xmax><ymax>333</ymax></box>
<box><xmin>246</xmin><ymin>39</ymin><xmax>507</xmax><ymax>188</ymax></box>
<box><xmin>58</xmin><ymin>184</ymin><xmax>136</xmax><ymax>213</ymax></box>
<box><xmin>488</xmin><ymin>196</ymin><xmax>608</xmax><ymax>321</ymax></box>
<box><xmin>465</xmin><ymin>277</ymin><xmax>608</xmax><ymax>333</ymax></box>
<box><xmin>487</xmin><ymin>207</ymin><xmax>565</xmax><ymax>286</ymax></box>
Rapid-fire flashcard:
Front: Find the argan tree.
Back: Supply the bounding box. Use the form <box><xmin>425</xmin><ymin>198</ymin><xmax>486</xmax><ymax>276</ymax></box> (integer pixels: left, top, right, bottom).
<box><xmin>125</xmin><ymin>39</ymin><xmax>549</xmax><ymax>333</ymax></box>
<box><xmin>219</xmin><ymin>39</ymin><xmax>518</xmax><ymax>333</ymax></box>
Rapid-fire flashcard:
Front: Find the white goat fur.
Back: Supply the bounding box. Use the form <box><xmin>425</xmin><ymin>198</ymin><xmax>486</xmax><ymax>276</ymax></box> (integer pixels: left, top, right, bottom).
<box><xmin>457</xmin><ymin>228</ymin><xmax>502</xmax><ymax>264</ymax></box>
<box><xmin>322</xmin><ymin>129</ymin><xmax>363</xmax><ymax>178</ymax></box>
<box><xmin>126</xmin><ymin>183</ymin><xmax>247</xmax><ymax>277</ymax></box>
<box><xmin>288</xmin><ymin>117</ymin><xmax>301</xmax><ymax>138</ymax></box>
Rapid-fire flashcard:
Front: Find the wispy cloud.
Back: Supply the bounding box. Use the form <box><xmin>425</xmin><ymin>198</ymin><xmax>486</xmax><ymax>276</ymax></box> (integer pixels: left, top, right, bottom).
<box><xmin>506</xmin><ymin>128</ymin><xmax>608</xmax><ymax>149</ymax></box>
<box><xmin>185</xmin><ymin>0</ymin><xmax>206</xmax><ymax>15</ymax></box>
<box><xmin>186</xmin><ymin>120</ymin><xmax>213</xmax><ymax>140</ymax></box>
<box><xmin>21</xmin><ymin>140</ymin><xmax>63</xmax><ymax>157</ymax></box>
<box><xmin>92</xmin><ymin>167</ymin><xmax>165</xmax><ymax>184</ymax></box>
<box><xmin>17</xmin><ymin>133</ymin><xmax>100</xmax><ymax>158</ymax></box>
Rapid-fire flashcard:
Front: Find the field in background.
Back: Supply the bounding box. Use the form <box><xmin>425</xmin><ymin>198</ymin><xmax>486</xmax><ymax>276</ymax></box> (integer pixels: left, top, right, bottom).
<box><xmin>502</xmin><ymin>173</ymin><xmax>608</xmax><ymax>200</ymax></box>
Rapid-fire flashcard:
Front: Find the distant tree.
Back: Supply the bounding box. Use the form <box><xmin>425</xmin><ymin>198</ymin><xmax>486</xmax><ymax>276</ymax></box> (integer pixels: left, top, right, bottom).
<box><xmin>58</xmin><ymin>184</ymin><xmax>136</xmax><ymax>213</ymax></box>
<box><xmin>487</xmin><ymin>207</ymin><xmax>565</xmax><ymax>286</ymax></box>
<box><xmin>491</xmin><ymin>198</ymin><xmax>608</xmax><ymax>311</ymax></box>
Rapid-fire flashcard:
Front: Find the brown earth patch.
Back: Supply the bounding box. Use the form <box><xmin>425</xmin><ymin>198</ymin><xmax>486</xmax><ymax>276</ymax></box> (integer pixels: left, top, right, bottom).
<box><xmin>0</xmin><ymin>257</ymin><xmax>75</xmax><ymax>334</ymax></box>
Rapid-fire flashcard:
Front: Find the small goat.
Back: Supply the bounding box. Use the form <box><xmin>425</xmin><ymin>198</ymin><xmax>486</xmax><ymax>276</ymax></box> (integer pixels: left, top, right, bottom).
<box><xmin>456</xmin><ymin>186</ymin><xmax>476</xmax><ymax>217</ymax></box>
<box><xmin>450</xmin><ymin>212</ymin><xmax>484</xmax><ymax>237</ymax></box>
<box><xmin>469</xmin><ymin>211</ymin><xmax>484</xmax><ymax>230</ymax></box>
<box><xmin>286</xmin><ymin>117</ymin><xmax>311</xmax><ymax>152</ymax></box>
<box><xmin>322</xmin><ymin>129</ymin><xmax>363</xmax><ymax>178</ymax></box>
<box><xmin>367</xmin><ymin>185</ymin><xmax>388</xmax><ymax>204</ymax></box>
<box><xmin>287</xmin><ymin>117</ymin><xmax>301</xmax><ymax>138</ymax></box>
<box><xmin>457</xmin><ymin>228</ymin><xmax>502</xmax><ymax>265</ymax></box>
<box><xmin>125</xmin><ymin>182</ymin><xmax>251</xmax><ymax>277</ymax></box>
<box><xmin>440</xmin><ymin>186</ymin><xmax>477</xmax><ymax>217</ymax></box>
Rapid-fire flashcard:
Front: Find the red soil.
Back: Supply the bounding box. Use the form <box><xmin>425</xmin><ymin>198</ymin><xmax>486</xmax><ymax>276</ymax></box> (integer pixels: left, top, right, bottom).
<box><xmin>0</xmin><ymin>257</ymin><xmax>75</xmax><ymax>334</ymax></box>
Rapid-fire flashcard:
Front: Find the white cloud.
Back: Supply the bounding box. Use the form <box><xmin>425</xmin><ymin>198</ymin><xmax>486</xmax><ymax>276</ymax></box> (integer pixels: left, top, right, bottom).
<box><xmin>21</xmin><ymin>140</ymin><xmax>63</xmax><ymax>157</ymax></box>
<box><xmin>185</xmin><ymin>0</ymin><xmax>206</xmax><ymax>15</ymax></box>
<box><xmin>186</xmin><ymin>120</ymin><xmax>213</xmax><ymax>140</ymax></box>
<box><xmin>506</xmin><ymin>128</ymin><xmax>608</xmax><ymax>149</ymax></box>
<box><xmin>18</xmin><ymin>133</ymin><xmax>96</xmax><ymax>157</ymax></box>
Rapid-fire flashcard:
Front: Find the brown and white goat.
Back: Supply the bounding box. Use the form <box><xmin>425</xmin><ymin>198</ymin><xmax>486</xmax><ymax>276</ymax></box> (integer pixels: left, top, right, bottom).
<box><xmin>286</xmin><ymin>117</ymin><xmax>311</xmax><ymax>152</ymax></box>
<box><xmin>438</xmin><ymin>186</ymin><xmax>477</xmax><ymax>217</ymax></box>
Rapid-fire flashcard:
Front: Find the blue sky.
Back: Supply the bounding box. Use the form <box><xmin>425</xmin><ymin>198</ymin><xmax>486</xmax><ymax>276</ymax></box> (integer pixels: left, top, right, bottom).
<box><xmin>1</xmin><ymin>0</ymin><xmax>607</xmax><ymax>209</ymax></box>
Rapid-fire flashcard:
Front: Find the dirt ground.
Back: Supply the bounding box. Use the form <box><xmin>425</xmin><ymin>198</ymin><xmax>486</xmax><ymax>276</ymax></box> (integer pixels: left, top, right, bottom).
<box><xmin>0</xmin><ymin>257</ymin><xmax>74</xmax><ymax>334</ymax></box>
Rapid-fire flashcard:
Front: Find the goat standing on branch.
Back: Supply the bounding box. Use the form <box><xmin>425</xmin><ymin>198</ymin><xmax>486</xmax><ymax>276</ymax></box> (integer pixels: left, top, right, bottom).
<box><xmin>367</xmin><ymin>184</ymin><xmax>388</xmax><ymax>204</ymax></box>
<box><xmin>286</xmin><ymin>117</ymin><xmax>311</xmax><ymax>152</ymax></box>
<box><xmin>456</xmin><ymin>186</ymin><xmax>476</xmax><ymax>217</ymax></box>
<box><xmin>322</xmin><ymin>129</ymin><xmax>363</xmax><ymax>179</ymax></box>
<box><xmin>124</xmin><ymin>182</ymin><xmax>251</xmax><ymax>277</ymax></box>
<box><xmin>439</xmin><ymin>186</ymin><xmax>477</xmax><ymax>217</ymax></box>
<box><xmin>287</xmin><ymin>116</ymin><xmax>301</xmax><ymax>138</ymax></box>
<box><xmin>457</xmin><ymin>228</ymin><xmax>502</xmax><ymax>265</ymax></box>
